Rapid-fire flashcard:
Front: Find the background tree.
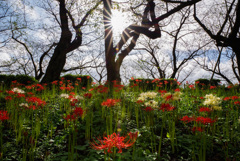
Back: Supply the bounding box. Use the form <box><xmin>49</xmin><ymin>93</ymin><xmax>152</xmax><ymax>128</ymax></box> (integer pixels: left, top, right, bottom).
<box><xmin>103</xmin><ymin>0</ymin><xmax>201</xmax><ymax>84</ymax></box>
<box><xmin>7</xmin><ymin>0</ymin><xmax>101</xmax><ymax>82</ymax></box>
<box><xmin>194</xmin><ymin>0</ymin><xmax>240</xmax><ymax>81</ymax></box>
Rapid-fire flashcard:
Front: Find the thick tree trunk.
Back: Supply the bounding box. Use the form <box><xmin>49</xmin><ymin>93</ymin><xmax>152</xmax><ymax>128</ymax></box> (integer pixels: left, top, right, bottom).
<box><xmin>232</xmin><ymin>44</ymin><xmax>240</xmax><ymax>81</ymax></box>
<box><xmin>40</xmin><ymin>0</ymin><xmax>72</xmax><ymax>84</ymax></box>
<box><xmin>40</xmin><ymin>45</ymin><xmax>68</xmax><ymax>83</ymax></box>
<box><xmin>103</xmin><ymin>0</ymin><xmax>121</xmax><ymax>84</ymax></box>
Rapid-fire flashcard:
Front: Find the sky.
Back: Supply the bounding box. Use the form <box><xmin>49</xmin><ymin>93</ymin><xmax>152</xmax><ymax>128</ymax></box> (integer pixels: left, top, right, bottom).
<box><xmin>0</xmin><ymin>0</ymin><xmax>238</xmax><ymax>85</ymax></box>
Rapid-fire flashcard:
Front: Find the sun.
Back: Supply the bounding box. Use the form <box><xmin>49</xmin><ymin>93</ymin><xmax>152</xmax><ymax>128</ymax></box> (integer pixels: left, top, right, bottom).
<box><xmin>111</xmin><ymin>9</ymin><xmax>129</xmax><ymax>35</ymax></box>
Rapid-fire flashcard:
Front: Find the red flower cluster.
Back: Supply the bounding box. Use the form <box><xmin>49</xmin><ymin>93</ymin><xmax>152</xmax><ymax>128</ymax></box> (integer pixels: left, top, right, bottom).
<box><xmin>5</xmin><ymin>96</ymin><xmax>12</xmax><ymax>101</ymax></box>
<box><xmin>234</xmin><ymin>101</ymin><xmax>240</xmax><ymax>105</ymax></box>
<box><xmin>143</xmin><ymin>106</ymin><xmax>154</xmax><ymax>112</ymax></box>
<box><xmin>199</xmin><ymin>107</ymin><xmax>211</xmax><ymax>113</ymax></box>
<box><xmin>136</xmin><ymin>100</ymin><xmax>144</xmax><ymax>104</ymax></box>
<box><xmin>188</xmin><ymin>84</ymin><xmax>195</xmax><ymax>89</ymax></box>
<box><xmin>89</xmin><ymin>85</ymin><xmax>109</xmax><ymax>93</ymax></box>
<box><xmin>159</xmin><ymin>103</ymin><xmax>175</xmax><ymax>112</ymax></box>
<box><xmin>210</xmin><ymin>86</ymin><xmax>217</xmax><ymax>89</ymax></box>
<box><xmin>158</xmin><ymin>90</ymin><xmax>167</xmax><ymax>94</ymax></box>
<box><xmin>60</xmin><ymin>85</ymin><xmax>74</xmax><ymax>91</ymax></box>
<box><xmin>165</xmin><ymin>94</ymin><xmax>173</xmax><ymax>101</ymax></box>
<box><xmin>26</xmin><ymin>96</ymin><xmax>46</xmax><ymax>109</ymax></box>
<box><xmin>181</xmin><ymin>116</ymin><xmax>216</xmax><ymax>125</ymax></box>
<box><xmin>84</xmin><ymin>93</ymin><xmax>92</xmax><ymax>99</ymax></box>
<box><xmin>181</xmin><ymin>116</ymin><xmax>193</xmax><ymax>123</ymax></box>
<box><xmin>0</xmin><ymin>110</ymin><xmax>9</xmax><ymax>121</ymax></box>
<box><xmin>64</xmin><ymin>107</ymin><xmax>84</xmax><ymax>122</ymax></box>
<box><xmin>223</xmin><ymin>96</ymin><xmax>239</xmax><ymax>101</ymax></box>
<box><xmin>192</xmin><ymin>126</ymin><xmax>204</xmax><ymax>132</ymax></box>
<box><xmin>101</xmin><ymin>99</ymin><xmax>120</xmax><ymax>107</ymax></box>
<box><xmin>91</xmin><ymin>132</ymin><xmax>138</xmax><ymax>154</ymax></box>
<box><xmin>5</xmin><ymin>90</ymin><xmax>25</xmax><ymax>99</ymax></box>
<box><xmin>113</xmin><ymin>84</ymin><xmax>124</xmax><ymax>92</ymax></box>
<box><xmin>195</xmin><ymin>116</ymin><xmax>216</xmax><ymax>125</ymax></box>
<box><xmin>25</xmin><ymin>84</ymin><xmax>45</xmax><ymax>91</ymax></box>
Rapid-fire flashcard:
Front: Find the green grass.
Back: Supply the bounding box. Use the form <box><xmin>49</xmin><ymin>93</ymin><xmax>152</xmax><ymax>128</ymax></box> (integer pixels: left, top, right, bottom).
<box><xmin>0</xmin><ymin>80</ymin><xmax>240</xmax><ymax>161</ymax></box>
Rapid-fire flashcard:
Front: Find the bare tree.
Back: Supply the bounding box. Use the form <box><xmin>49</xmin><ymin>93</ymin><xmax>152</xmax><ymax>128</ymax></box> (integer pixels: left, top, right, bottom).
<box><xmin>194</xmin><ymin>0</ymin><xmax>240</xmax><ymax>81</ymax></box>
<box><xmin>194</xmin><ymin>45</ymin><xmax>236</xmax><ymax>84</ymax></box>
<box><xmin>103</xmin><ymin>0</ymin><xmax>201</xmax><ymax>85</ymax></box>
<box><xmin>133</xmin><ymin>7</ymin><xmax>209</xmax><ymax>82</ymax></box>
<box><xmin>10</xmin><ymin>0</ymin><xmax>101</xmax><ymax>82</ymax></box>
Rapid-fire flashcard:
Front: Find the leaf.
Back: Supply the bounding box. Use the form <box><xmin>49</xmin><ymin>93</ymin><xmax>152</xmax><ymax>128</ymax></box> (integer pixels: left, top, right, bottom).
<box><xmin>75</xmin><ymin>145</ymin><xmax>86</xmax><ymax>151</ymax></box>
<box><xmin>167</xmin><ymin>132</ymin><xmax>170</xmax><ymax>138</ymax></box>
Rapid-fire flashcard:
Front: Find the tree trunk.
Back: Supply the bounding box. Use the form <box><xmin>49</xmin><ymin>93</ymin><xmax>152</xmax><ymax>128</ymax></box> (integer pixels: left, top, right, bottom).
<box><xmin>103</xmin><ymin>0</ymin><xmax>121</xmax><ymax>84</ymax></box>
<box><xmin>232</xmin><ymin>44</ymin><xmax>240</xmax><ymax>81</ymax></box>
<box><xmin>40</xmin><ymin>45</ymin><xmax>69</xmax><ymax>83</ymax></box>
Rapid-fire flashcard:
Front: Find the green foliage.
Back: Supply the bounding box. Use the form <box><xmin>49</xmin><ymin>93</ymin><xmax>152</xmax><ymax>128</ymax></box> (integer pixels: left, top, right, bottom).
<box><xmin>1</xmin><ymin>80</ymin><xmax>240</xmax><ymax>161</ymax></box>
<box><xmin>0</xmin><ymin>74</ymin><xmax>38</xmax><ymax>87</ymax></box>
<box><xmin>61</xmin><ymin>74</ymin><xmax>92</xmax><ymax>87</ymax></box>
<box><xmin>129</xmin><ymin>78</ymin><xmax>178</xmax><ymax>91</ymax></box>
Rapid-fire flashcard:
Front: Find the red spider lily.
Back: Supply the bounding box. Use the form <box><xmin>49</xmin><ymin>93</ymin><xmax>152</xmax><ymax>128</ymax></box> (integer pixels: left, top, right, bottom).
<box><xmin>158</xmin><ymin>90</ymin><xmax>167</xmax><ymax>94</ymax></box>
<box><xmin>6</xmin><ymin>90</ymin><xmax>15</xmax><ymax>95</ymax></box>
<box><xmin>0</xmin><ymin>110</ymin><xmax>9</xmax><ymax>121</ymax></box>
<box><xmin>101</xmin><ymin>99</ymin><xmax>120</xmax><ymax>107</ymax></box>
<box><xmin>5</xmin><ymin>96</ymin><xmax>12</xmax><ymax>101</ymax></box>
<box><xmin>234</xmin><ymin>101</ymin><xmax>240</xmax><ymax>105</ymax></box>
<box><xmin>136</xmin><ymin>100</ymin><xmax>144</xmax><ymax>104</ymax></box>
<box><xmin>192</xmin><ymin>127</ymin><xmax>204</xmax><ymax>133</ymax></box>
<box><xmin>223</xmin><ymin>97</ymin><xmax>230</xmax><ymax>101</ymax></box>
<box><xmin>70</xmin><ymin>98</ymin><xmax>78</xmax><ymax>107</ymax></box>
<box><xmin>181</xmin><ymin>116</ymin><xmax>194</xmax><ymax>123</ymax></box>
<box><xmin>36</xmin><ymin>84</ymin><xmax>45</xmax><ymax>91</ymax></box>
<box><xmin>29</xmin><ymin>105</ymin><xmax>37</xmax><ymax>110</ymax></box>
<box><xmin>195</xmin><ymin>116</ymin><xmax>216</xmax><ymax>125</ymax></box>
<box><xmin>27</xmin><ymin>92</ymin><xmax>34</xmax><ymax>95</ymax></box>
<box><xmin>143</xmin><ymin>106</ymin><xmax>154</xmax><ymax>112</ymax></box>
<box><xmin>25</xmin><ymin>86</ymin><xmax>33</xmax><ymax>89</ymax></box>
<box><xmin>175</xmin><ymin>88</ymin><xmax>180</xmax><ymax>92</ymax></box>
<box><xmin>17</xmin><ymin>93</ymin><xmax>25</xmax><ymax>98</ymax></box>
<box><xmin>84</xmin><ymin>93</ymin><xmax>92</xmax><ymax>99</ymax></box>
<box><xmin>73</xmin><ymin>107</ymin><xmax>84</xmax><ymax>117</ymax></box>
<box><xmin>64</xmin><ymin>107</ymin><xmax>84</xmax><ymax>122</ymax></box>
<box><xmin>26</xmin><ymin>96</ymin><xmax>46</xmax><ymax>107</ymax></box>
<box><xmin>165</xmin><ymin>94</ymin><xmax>173</xmax><ymax>101</ymax></box>
<box><xmin>188</xmin><ymin>84</ymin><xmax>195</xmax><ymax>89</ymax></box>
<box><xmin>210</xmin><ymin>86</ymin><xmax>216</xmax><ymax>89</ymax></box>
<box><xmin>51</xmin><ymin>80</ymin><xmax>58</xmax><ymax>85</ymax></box>
<box><xmin>77</xmin><ymin>78</ymin><xmax>81</xmax><ymax>81</ymax></box>
<box><xmin>64</xmin><ymin>114</ymin><xmax>77</xmax><ymax>122</ymax></box>
<box><xmin>224</xmin><ymin>96</ymin><xmax>239</xmax><ymax>101</ymax></box>
<box><xmin>199</xmin><ymin>97</ymin><xmax>204</xmax><ymax>99</ymax></box>
<box><xmin>195</xmin><ymin>81</ymin><xmax>200</xmax><ymax>84</ymax></box>
<box><xmin>164</xmin><ymin>80</ymin><xmax>169</xmax><ymax>84</ymax></box>
<box><xmin>231</xmin><ymin>96</ymin><xmax>239</xmax><ymax>100</ymax></box>
<box><xmin>199</xmin><ymin>107</ymin><xmax>212</xmax><ymax>113</ymax></box>
<box><xmin>98</xmin><ymin>86</ymin><xmax>108</xmax><ymax>93</ymax></box>
<box><xmin>60</xmin><ymin>85</ymin><xmax>74</xmax><ymax>91</ymax></box>
<box><xmin>90</xmin><ymin>132</ymin><xmax>138</xmax><ymax>154</ymax></box>
<box><xmin>159</xmin><ymin>103</ymin><xmax>175</xmax><ymax>112</ymax></box>
<box><xmin>113</xmin><ymin>84</ymin><xmax>124</xmax><ymax>90</ymax></box>
<box><xmin>152</xmin><ymin>78</ymin><xmax>160</xmax><ymax>83</ymax></box>
<box><xmin>87</xmin><ymin>76</ymin><xmax>90</xmax><ymax>79</ymax></box>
